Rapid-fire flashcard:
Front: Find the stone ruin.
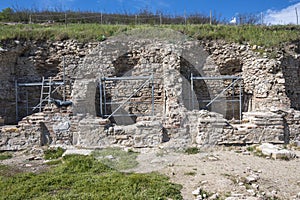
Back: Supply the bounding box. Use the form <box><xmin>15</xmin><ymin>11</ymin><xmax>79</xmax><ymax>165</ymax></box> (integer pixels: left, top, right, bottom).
<box><xmin>0</xmin><ymin>28</ymin><xmax>300</xmax><ymax>151</ymax></box>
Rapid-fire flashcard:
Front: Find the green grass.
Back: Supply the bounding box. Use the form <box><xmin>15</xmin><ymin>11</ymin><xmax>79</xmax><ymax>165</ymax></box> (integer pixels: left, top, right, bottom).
<box><xmin>92</xmin><ymin>147</ymin><xmax>139</xmax><ymax>171</ymax></box>
<box><xmin>0</xmin><ymin>152</ymin><xmax>12</xmax><ymax>160</ymax></box>
<box><xmin>0</xmin><ymin>154</ymin><xmax>183</xmax><ymax>200</ymax></box>
<box><xmin>1</xmin><ymin>23</ymin><xmax>300</xmax><ymax>48</ymax></box>
<box><xmin>0</xmin><ymin>23</ymin><xmax>133</xmax><ymax>42</ymax></box>
<box><xmin>44</xmin><ymin>147</ymin><xmax>65</xmax><ymax>160</ymax></box>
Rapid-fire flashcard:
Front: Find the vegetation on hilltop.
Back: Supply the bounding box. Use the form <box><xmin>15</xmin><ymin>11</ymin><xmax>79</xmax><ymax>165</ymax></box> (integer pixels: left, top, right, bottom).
<box><xmin>0</xmin><ymin>7</ymin><xmax>299</xmax><ymax>48</ymax></box>
<box><xmin>1</xmin><ymin>23</ymin><xmax>299</xmax><ymax>48</ymax></box>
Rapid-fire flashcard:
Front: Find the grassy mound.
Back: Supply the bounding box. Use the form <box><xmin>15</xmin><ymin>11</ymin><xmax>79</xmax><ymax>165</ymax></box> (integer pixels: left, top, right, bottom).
<box><xmin>92</xmin><ymin>147</ymin><xmax>139</xmax><ymax>171</ymax></box>
<box><xmin>1</xmin><ymin>23</ymin><xmax>300</xmax><ymax>48</ymax></box>
<box><xmin>0</xmin><ymin>154</ymin><xmax>182</xmax><ymax>200</ymax></box>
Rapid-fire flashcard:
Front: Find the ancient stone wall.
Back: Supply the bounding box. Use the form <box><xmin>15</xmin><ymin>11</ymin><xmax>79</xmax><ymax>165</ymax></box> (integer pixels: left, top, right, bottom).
<box><xmin>0</xmin><ymin>40</ymin><xmax>97</xmax><ymax>124</ymax></box>
<box><xmin>1</xmin><ymin>29</ymin><xmax>300</xmax><ymax>151</ymax></box>
<box><xmin>202</xmin><ymin>41</ymin><xmax>291</xmax><ymax>112</ymax></box>
<box><xmin>281</xmin><ymin>54</ymin><xmax>300</xmax><ymax>110</ymax></box>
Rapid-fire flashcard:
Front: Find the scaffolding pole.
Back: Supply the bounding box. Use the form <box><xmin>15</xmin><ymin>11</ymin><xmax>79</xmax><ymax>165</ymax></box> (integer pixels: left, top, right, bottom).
<box><xmin>191</xmin><ymin>73</ymin><xmax>194</xmax><ymax>110</ymax></box>
<box><xmin>63</xmin><ymin>56</ymin><xmax>66</xmax><ymax>101</ymax></box>
<box><xmin>103</xmin><ymin>80</ymin><xmax>107</xmax><ymax>117</ymax></box>
<box><xmin>239</xmin><ymin>81</ymin><xmax>242</xmax><ymax>121</ymax></box>
<box><xmin>15</xmin><ymin>77</ymin><xmax>66</xmax><ymax>122</ymax></box>
<box><xmin>151</xmin><ymin>73</ymin><xmax>155</xmax><ymax>116</ymax></box>
<box><xmin>15</xmin><ymin>80</ymin><xmax>18</xmax><ymax>122</ymax></box>
<box><xmin>232</xmin><ymin>79</ymin><xmax>235</xmax><ymax>119</ymax></box>
<box><xmin>26</xmin><ymin>90</ymin><xmax>29</xmax><ymax>115</ymax></box>
<box><xmin>99</xmin><ymin>80</ymin><xmax>103</xmax><ymax>117</ymax></box>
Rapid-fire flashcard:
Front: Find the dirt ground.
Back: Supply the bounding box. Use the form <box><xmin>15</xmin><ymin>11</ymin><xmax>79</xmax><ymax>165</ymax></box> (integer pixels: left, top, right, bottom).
<box><xmin>1</xmin><ymin>146</ymin><xmax>300</xmax><ymax>200</ymax></box>
<box><xmin>129</xmin><ymin>146</ymin><xmax>300</xmax><ymax>200</ymax></box>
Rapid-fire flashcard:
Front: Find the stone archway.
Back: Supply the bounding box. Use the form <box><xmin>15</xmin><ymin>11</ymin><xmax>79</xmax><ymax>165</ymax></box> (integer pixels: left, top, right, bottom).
<box><xmin>179</xmin><ymin>57</ymin><xmax>210</xmax><ymax>111</ymax></box>
<box><xmin>72</xmin><ymin>28</ymin><xmax>210</xmax><ymax>121</ymax></box>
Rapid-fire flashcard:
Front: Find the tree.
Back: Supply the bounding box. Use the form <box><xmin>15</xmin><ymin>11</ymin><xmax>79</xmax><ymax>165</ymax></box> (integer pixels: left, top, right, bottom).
<box><xmin>237</xmin><ymin>13</ymin><xmax>260</xmax><ymax>25</ymax></box>
<box><xmin>0</xmin><ymin>7</ymin><xmax>13</xmax><ymax>21</ymax></box>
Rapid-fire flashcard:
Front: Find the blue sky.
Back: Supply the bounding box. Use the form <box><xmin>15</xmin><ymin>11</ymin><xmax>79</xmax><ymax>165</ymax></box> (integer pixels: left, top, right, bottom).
<box><xmin>1</xmin><ymin>0</ymin><xmax>300</xmax><ymax>24</ymax></box>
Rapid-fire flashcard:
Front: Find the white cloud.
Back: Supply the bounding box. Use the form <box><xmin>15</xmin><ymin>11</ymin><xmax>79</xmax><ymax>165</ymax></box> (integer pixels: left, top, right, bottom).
<box><xmin>264</xmin><ymin>3</ymin><xmax>300</xmax><ymax>25</ymax></box>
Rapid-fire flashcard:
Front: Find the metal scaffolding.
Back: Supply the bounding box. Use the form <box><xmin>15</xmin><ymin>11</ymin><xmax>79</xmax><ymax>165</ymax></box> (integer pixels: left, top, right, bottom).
<box><xmin>191</xmin><ymin>74</ymin><xmax>243</xmax><ymax>121</ymax></box>
<box><xmin>15</xmin><ymin>78</ymin><xmax>65</xmax><ymax>122</ymax></box>
<box><xmin>15</xmin><ymin>57</ymin><xmax>67</xmax><ymax>122</ymax></box>
<box><xmin>98</xmin><ymin>75</ymin><xmax>155</xmax><ymax>120</ymax></box>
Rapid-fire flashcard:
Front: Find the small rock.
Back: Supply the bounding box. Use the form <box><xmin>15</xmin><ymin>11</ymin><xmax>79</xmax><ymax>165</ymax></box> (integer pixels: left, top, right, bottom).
<box><xmin>245</xmin><ymin>174</ymin><xmax>260</xmax><ymax>184</ymax></box>
<box><xmin>0</xmin><ymin>47</ymin><xmax>7</xmax><ymax>52</ymax></box>
<box><xmin>208</xmin><ymin>193</ymin><xmax>219</xmax><ymax>200</ymax></box>
<box><xmin>247</xmin><ymin>189</ymin><xmax>256</xmax><ymax>196</ymax></box>
<box><xmin>196</xmin><ymin>195</ymin><xmax>203</xmax><ymax>200</ymax></box>
<box><xmin>272</xmin><ymin>190</ymin><xmax>278</xmax><ymax>195</ymax></box>
<box><xmin>257</xmin><ymin>143</ymin><xmax>295</xmax><ymax>160</ymax></box>
<box><xmin>252</xmin><ymin>183</ymin><xmax>259</xmax><ymax>190</ymax></box>
<box><xmin>207</xmin><ymin>155</ymin><xmax>219</xmax><ymax>161</ymax></box>
<box><xmin>192</xmin><ymin>187</ymin><xmax>201</xmax><ymax>196</ymax></box>
<box><xmin>201</xmin><ymin>180</ymin><xmax>208</xmax><ymax>185</ymax></box>
<box><xmin>246</xmin><ymin>167</ymin><xmax>252</xmax><ymax>173</ymax></box>
<box><xmin>104</xmin><ymin>155</ymin><xmax>114</xmax><ymax>160</ymax></box>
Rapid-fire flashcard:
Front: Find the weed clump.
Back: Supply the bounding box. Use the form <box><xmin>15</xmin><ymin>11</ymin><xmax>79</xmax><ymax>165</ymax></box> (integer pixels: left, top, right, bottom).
<box><xmin>0</xmin><ymin>152</ymin><xmax>12</xmax><ymax>160</ymax></box>
<box><xmin>44</xmin><ymin>147</ymin><xmax>65</xmax><ymax>160</ymax></box>
<box><xmin>185</xmin><ymin>147</ymin><xmax>200</xmax><ymax>155</ymax></box>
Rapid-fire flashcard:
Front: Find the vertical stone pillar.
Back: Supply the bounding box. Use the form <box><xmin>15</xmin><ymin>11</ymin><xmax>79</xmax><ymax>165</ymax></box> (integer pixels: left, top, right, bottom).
<box><xmin>72</xmin><ymin>79</ymin><xmax>97</xmax><ymax>116</ymax></box>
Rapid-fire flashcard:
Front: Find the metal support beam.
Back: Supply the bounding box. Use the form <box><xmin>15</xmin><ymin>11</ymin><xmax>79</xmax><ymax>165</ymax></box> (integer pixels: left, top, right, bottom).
<box><xmin>232</xmin><ymin>79</ymin><xmax>235</xmax><ymax>119</ymax></box>
<box><xmin>151</xmin><ymin>74</ymin><xmax>155</xmax><ymax>116</ymax></box>
<box><xmin>192</xmin><ymin>76</ymin><xmax>240</xmax><ymax>80</ymax></box>
<box><xmin>26</xmin><ymin>90</ymin><xmax>29</xmax><ymax>115</ymax></box>
<box><xmin>17</xmin><ymin>82</ymin><xmax>64</xmax><ymax>87</ymax></box>
<box><xmin>15</xmin><ymin>80</ymin><xmax>18</xmax><ymax>122</ymax></box>
<box><xmin>99</xmin><ymin>80</ymin><xmax>103</xmax><ymax>117</ymax></box>
<box><xmin>239</xmin><ymin>81</ymin><xmax>242</xmax><ymax>121</ymax></box>
<box><xmin>63</xmin><ymin>56</ymin><xmax>66</xmax><ymax>101</ymax></box>
<box><xmin>102</xmin><ymin>76</ymin><xmax>151</xmax><ymax>81</ymax></box>
<box><xmin>103</xmin><ymin>80</ymin><xmax>107</xmax><ymax>117</ymax></box>
<box><xmin>191</xmin><ymin>73</ymin><xmax>194</xmax><ymax>110</ymax></box>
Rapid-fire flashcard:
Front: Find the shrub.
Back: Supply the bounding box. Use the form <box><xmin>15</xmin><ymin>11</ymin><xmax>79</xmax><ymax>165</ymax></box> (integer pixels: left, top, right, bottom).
<box><xmin>44</xmin><ymin>147</ymin><xmax>65</xmax><ymax>160</ymax></box>
<box><xmin>185</xmin><ymin>147</ymin><xmax>200</xmax><ymax>155</ymax></box>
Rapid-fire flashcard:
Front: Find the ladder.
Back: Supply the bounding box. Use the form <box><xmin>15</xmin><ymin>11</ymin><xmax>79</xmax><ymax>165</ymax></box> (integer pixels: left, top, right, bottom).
<box><xmin>33</xmin><ymin>77</ymin><xmax>52</xmax><ymax>112</ymax></box>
